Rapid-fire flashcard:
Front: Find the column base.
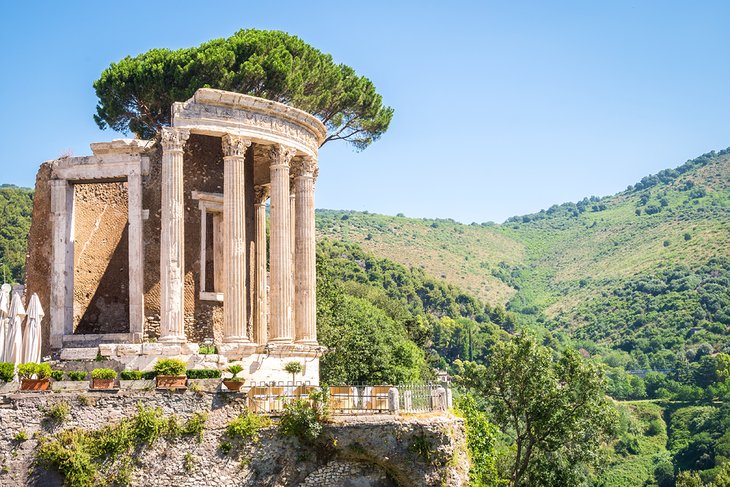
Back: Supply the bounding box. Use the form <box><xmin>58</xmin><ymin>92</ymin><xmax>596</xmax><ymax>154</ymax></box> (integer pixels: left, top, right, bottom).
<box><xmin>223</xmin><ymin>336</ymin><xmax>251</xmax><ymax>344</ymax></box>
<box><xmin>267</xmin><ymin>337</ymin><xmax>293</xmax><ymax>344</ymax></box>
<box><xmin>158</xmin><ymin>335</ymin><xmax>187</xmax><ymax>344</ymax></box>
<box><xmin>295</xmin><ymin>339</ymin><xmax>318</xmax><ymax>346</ymax></box>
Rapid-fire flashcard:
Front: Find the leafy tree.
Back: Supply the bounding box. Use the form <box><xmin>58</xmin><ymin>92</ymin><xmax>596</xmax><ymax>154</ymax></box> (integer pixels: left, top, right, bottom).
<box><xmin>455</xmin><ymin>333</ymin><xmax>616</xmax><ymax>486</ymax></box>
<box><xmin>93</xmin><ymin>29</ymin><xmax>393</xmax><ymax>150</ymax></box>
<box><xmin>454</xmin><ymin>393</ymin><xmax>501</xmax><ymax>487</ymax></box>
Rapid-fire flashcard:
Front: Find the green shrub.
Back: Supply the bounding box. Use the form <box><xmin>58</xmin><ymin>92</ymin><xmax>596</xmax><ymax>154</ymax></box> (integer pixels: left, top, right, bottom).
<box><xmin>13</xmin><ymin>430</ymin><xmax>29</xmax><ymax>442</ymax></box>
<box><xmin>37</xmin><ymin>402</ymin><xmax>202</xmax><ymax>485</ymax></box>
<box><xmin>17</xmin><ymin>363</ymin><xmax>37</xmax><ymax>379</ymax></box>
<box><xmin>46</xmin><ymin>401</ymin><xmax>71</xmax><ymax>423</ymax></box>
<box><xmin>120</xmin><ymin>370</ymin><xmax>144</xmax><ymax>380</ymax></box>
<box><xmin>183</xmin><ymin>412</ymin><xmax>208</xmax><ymax>442</ymax></box>
<box><xmin>454</xmin><ymin>394</ymin><xmax>499</xmax><ymax>486</ymax></box>
<box><xmin>409</xmin><ymin>433</ymin><xmax>433</xmax><ymax>462</ymax></box>
<box><xmin>183</xmin><ymin>452</ymin><xmax>195</xmax><ymax>472</ymax></box>
<box><xmin>37</xmin><ymin>429</ymin><xmax>98</xmax><ymax>486</ymax></box>
<box><xmin>18</xmin><ymin>363</ymin><xmax>52</xmax><ymax>379</ymax></box>
<box><xmin>199</xmin><ymin>343</ymin><xmax>217</xmax><ymax>354</ymax></box>
<box><xmin>153</xmin><ymin>358</ymin><xmax>186</xmax><ymax>376</ymax></box>
<box><xmin>132</xmin><ymin>404</ymin><xmax>167</xmax><ymax>444</ymax></box>
<box><xmin>50</xmin><ymin>370</ymin><xmax>64</xmax><ymax>381</ymax></box>
<box><xmin>0</xmin><ymin>362</ymin><xmax>15</xmax><ymax>382</ymax></box>
<box><xmin>91</xmin><ymin>368</ymin><xmax>117</xmax><ymax>380</ymax></box>
<box><xmin>142</xmin><ymin>371</ymin><xmax>157</xmax><ymax>380</ymax></box>
<box><xmin>67</xmin><ymin>371</ymin><xmax>88</xmax><ymax>381</ymax></box>
<box><xmin>646</xmin><ymin>418</ymin><xmax>664</xmax><ymax>436</ymax></box>
<box><xmin>226</xmin><ymin>411</ymin><xmax>271</xmax><ymax>443</ymax></box>
<box><xmin>614</xmin><ymin>435</ymin><xmax>641</xmax><ymax>456</ymax></box>
<box><xmin>36</xmin><ymin>363</ymin><xmax>51</xmax><ymax>379</ymax></box>
<box><xmin>278</xmin><ymin>399</ymin><xmax>323</xmax><ymax>443</ymax></box>
<box><xmin>166</xmin><ymin>415</ymin><xmax>182</xmax><ymax>439</ymax></box>
<box><xmin>186</xmin><ymin>369</ymin><xmax>221</xmax><ymax>379</ymax></box>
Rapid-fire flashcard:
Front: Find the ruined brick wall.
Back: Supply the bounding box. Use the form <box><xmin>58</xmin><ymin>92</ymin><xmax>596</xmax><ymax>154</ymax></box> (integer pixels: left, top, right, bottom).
<box><xmin>24</xmin><ymin>161</ymin><xmax>53</xmax><ymax>355</ymax></box>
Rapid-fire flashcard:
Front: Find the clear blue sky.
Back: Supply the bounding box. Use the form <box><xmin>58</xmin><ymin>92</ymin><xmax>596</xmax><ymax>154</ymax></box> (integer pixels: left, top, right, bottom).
<box><xmin>1</xmin><ymin>1</ymin><xmax>729</xmax><ymax>223</ymax></box>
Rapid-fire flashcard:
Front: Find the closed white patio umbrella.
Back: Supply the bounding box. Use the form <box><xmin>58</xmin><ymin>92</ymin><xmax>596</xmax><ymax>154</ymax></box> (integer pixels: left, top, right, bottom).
<box><xmin>22</xmin><ymin>293</ymin><xmax>43</xmax><ymax>364</ymax></box>
<box><xmin>6</xmin><ymin>292</ymin><xmax>26</xmax><ymax>367</ymax></box>
<box><xmin>0</xmin><ymin>283</ymin><xmax>10</xmax><ymax>362</ymax></box>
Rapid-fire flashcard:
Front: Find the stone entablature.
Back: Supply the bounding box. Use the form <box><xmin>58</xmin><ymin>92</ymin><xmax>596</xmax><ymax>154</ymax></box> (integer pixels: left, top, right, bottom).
<box><xmin>172</xmin><ymin>88</ymin><xmax>326</xmax><ymax>157</ymax></box>
<box><xmin>31</xmin><ymin>89</ymin><xmax>327</xmax><ymax>384</ymax></box>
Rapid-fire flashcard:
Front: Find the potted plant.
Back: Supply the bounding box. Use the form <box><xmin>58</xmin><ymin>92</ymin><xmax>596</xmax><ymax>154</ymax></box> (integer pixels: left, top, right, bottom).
<box><xmin>18</xmin><ymin>363</ymin><xmax>52</xmax><ymax>391</ymax></box>
<box><xmin>222</xmin><ymin>364</ymin><xmax>245</xmax><ymax>392</ymax></box>
<box><xmin>153</xmin><ymin>358</ymin><xmax>187</xmax><ymax>389</ymax></box>
<box><xmin>90</xmin><ymin>368</ymin><xmax>117</xmax><ymax>390</ymax></box>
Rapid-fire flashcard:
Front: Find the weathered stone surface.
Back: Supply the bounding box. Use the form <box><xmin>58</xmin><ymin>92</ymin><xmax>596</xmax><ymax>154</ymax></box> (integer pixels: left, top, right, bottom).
<box><xmin>59</xmin><ymin>347</ymin><xmax>100</xmax><ymax>361</ymax></box>
<box><xmin>50</xmin><ymin>381</ymin><xmax>89</xmax><ymax>392</ymax></box>
<box><xmin>0</xmin><ymin>393</ymin><xmax>468</xmax><ymax>487</ymax></box>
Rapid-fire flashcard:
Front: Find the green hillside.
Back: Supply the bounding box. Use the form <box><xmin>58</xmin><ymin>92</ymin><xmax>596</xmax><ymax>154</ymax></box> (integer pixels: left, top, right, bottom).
<box><xmin>317</xmin><ymin>149</ymin><xmax>730</xmax><ymax>369</ymax></box>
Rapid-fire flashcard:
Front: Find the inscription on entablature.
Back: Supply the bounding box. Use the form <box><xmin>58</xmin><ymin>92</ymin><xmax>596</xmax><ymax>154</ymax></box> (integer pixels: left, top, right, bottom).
<box><xmin>177</xmin><ymin>104</ymin><xmax>320</xmax><ymax>153</ymax></box>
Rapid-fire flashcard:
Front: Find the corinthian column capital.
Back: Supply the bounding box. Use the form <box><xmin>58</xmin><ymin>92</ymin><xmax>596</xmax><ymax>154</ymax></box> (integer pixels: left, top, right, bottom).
<box><xmin>221</xmin><ymin>134</ymin><xmax>252</xmax><ymax>158</ymax></box>
<box><xmin>254</xmin><ymin>185</ymin><xmax>270</xmax><ymax>204</ymax></box>
<box><xmin>269</xmin><ymin>144</ymin><xmax>297</xmax><ymax>167</ymax></box>
<box><xmin>290</xmin><ymin>156</ymin><xmax>318</xmax><ymax>178</ymax></box>
<box><xmin>160</xmin><ymin>127</ymin><xmax>190</xmax><ymax>152</ymax></box>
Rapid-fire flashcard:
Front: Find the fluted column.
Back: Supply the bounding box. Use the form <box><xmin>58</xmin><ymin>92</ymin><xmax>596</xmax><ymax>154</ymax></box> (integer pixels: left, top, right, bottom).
<box><xmin>159</xmin><ymin>127</ymin><xmax>190</xmax><ymax>344</ymax></box>
<box><xmin>254</xmin><ymin>185</ymin><xmax>269</xmax><ymax>345</ymax></box>
<box><xmin>268</xmin><ymin>144</ymin><xmax>297</xmax><ymax>343</ymax></box>
<box><xmin>222</xmin><ymin>134</ymin><xmax>252</xmax><ymax>343</ymax></box>
<box><xmin>289</xmin><ymin>180</ymin><xmax>296</xmax><ymax>330</ymax></box>
<box><xmin>292</xmin><ymin>157</ymin><xmax>318</xmax><ymax>344</ymax></box>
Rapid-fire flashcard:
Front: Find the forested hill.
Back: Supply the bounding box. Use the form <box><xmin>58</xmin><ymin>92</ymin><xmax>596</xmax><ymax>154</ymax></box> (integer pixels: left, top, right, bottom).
<box><xmin>316</xmin><ymin>149</ymin><xmax>730</xmax><ymax>365</ymax></box>
<box><xmin>0</xmin><ymin>184</ymin><xmax>33</xmax><ymax>283</ymax></box>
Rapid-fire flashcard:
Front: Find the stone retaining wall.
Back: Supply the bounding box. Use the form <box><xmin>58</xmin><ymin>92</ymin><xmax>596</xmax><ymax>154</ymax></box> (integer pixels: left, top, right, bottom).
<box><xmin>0</xmin><ymin>391</ymin><xmax>468</xmax><ymax>486</ymax></box>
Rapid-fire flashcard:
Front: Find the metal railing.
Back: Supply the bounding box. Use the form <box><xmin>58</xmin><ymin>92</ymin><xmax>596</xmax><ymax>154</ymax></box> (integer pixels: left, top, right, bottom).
<box><xmin>243</xmin><ymin>382</ymin><xmax>451</xmax><ymax>415</ymax></box>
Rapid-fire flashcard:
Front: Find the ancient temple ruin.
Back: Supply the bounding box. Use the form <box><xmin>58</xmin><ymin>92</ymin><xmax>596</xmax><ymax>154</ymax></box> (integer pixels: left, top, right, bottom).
<box><xmin>25</xmin><ymin>88</ymin><xmax>326</xmax><ymax>383</ymax></box>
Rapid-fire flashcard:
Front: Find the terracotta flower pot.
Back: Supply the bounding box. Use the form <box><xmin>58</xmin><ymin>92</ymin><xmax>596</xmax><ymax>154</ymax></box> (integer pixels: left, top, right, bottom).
<box><xmin>156</xmin><ymin>375</ymin><xmax>187</xmax><ymax>389</ymax></box>
<box><xmin>20</xmin><ymin>378</ymin><xmax>50</xmax><ymax>391</ymax></box>
<box><xmin>222</xmin><ymin>380</ymin><xmax>244</xmax><ymax>392</ymax></box>
<box><xmin>91</xmin><ymin>378</ymin><xmax>116</xmax><ymax>390</ymax></box>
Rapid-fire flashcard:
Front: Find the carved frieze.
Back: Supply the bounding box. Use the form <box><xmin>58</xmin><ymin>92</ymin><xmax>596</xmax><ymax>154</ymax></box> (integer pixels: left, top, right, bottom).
<box><xmin>174</xmin><ymin>102</ymin><xmax>321</xmax><ymax>154</ymax></box>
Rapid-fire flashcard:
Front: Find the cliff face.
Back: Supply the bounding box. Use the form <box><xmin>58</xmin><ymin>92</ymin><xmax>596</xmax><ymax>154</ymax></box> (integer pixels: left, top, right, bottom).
<box><xmin>0</xmin><ymin>391</ymin><xmax>469</xmax><ymax>487</ymax></box>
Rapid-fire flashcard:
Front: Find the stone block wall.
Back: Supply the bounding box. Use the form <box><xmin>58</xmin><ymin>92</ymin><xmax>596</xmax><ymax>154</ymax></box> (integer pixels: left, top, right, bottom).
<box><xmin>0</xmin><ymin>392</ymin><xmax>468</xmax><ymax>486</ymax></box>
